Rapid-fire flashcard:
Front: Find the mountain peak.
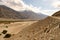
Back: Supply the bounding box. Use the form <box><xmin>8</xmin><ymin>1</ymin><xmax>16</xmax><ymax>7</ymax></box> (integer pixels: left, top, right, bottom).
<box><xmin>0</xmin><ymin>5</ymin><xmax>22</xmax><ymax>19</ymax></box>
<box><xmin>0</xmin><ymin>5</ymin><xmax>17</xmax><ymax>12</ymax></box>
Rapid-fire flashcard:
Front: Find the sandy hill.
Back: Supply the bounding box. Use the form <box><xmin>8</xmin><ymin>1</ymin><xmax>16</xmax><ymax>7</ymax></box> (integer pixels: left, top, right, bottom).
<box><xmin>0</xmin><ymin>5</ymin><xmax>48</xmax><ymax>20</ymax></box>
<box><xmin>4</xmin><ymin>16</ymin><xmax>60</xmax><ymax>40</ymax></box>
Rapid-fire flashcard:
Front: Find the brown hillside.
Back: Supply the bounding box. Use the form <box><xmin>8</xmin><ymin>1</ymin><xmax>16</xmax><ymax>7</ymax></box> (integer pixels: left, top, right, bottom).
<box><xmin>52</xmin><ymin>11</ymin><xmax>60</xmax><ymax>17</ymax></box>
<box><xmin>0</xmin><ymin>5</ymin><xmax>22</xmax><ymax>19</ymax></box>
<box><xmin>4</xmin><ymin>16</ymin><xmax>60</xmax><ymax>40</ymax></box>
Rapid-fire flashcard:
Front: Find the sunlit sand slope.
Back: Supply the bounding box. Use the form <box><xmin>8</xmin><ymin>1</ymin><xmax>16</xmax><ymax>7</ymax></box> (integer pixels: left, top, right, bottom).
<box><xmin>4</xmin><ymin>16</ymin><xmax>60</xmax><ymax>40</ymax></box>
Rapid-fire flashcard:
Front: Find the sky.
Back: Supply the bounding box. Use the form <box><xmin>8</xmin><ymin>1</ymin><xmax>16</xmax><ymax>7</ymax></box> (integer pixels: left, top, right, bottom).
<box><xmin>0</xmin><ymin>0</ymin><xmax>60</xmax><ymax>16</ymax></box>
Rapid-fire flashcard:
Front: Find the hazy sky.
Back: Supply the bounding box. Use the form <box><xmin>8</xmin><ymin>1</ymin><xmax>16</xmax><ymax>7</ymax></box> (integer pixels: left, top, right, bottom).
<box><xmin>23</xmin><ymin>0</ymin><xmax>60</xmax><ymax>15</ymax></box>
<box><xmin>0</xmin><ymin>0</ymin><xmax>60</xmax><ymax>16</ymax></box>
<box><xmin>23</xmin><ymin>0</ymin><xmax>60</xmax><ymax>10</ymax></box>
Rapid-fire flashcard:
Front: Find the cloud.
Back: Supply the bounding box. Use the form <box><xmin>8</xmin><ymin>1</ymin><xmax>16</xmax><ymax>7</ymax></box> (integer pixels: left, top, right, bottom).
<box><xmin>41</xmin><ymin>10</ymin><xmax>59</xmax><ymax>16</ymax></box>
<box><xmin>52</xmin><ymin>1</ymin><xmax>60</xmax><ymax>8</ymax></box>
<box><xmin>0</xmin><ymin>0</ymin><xmax>60</xmax><ymax>16</ymax></box>
<box><xmin>45</xmin><ymin>0</ymin><xmax>60</xmax><ymax>8</ymax></box>
<box><xmin>42</xmin><ymin>0</ymin><xmax>60</xmax><ymax>8</ymax></box>
<box><xmin>25</xmin><ymin>4</ymin><xmax>42</xmax><ymax>13</ymax></box>
<box><xmin>0</xmin><ymin>0</ymin><xmax>40</xmax><ymax>11</ymax></box>
<box><xmin>0</xmin><ymin>0</ymin><xmax>42</xmax><ymax>13</ymax></box>
<box><xmin>39</xmin><ymin>0</ymin><xmax>60</xmax><ymax>15</ymax></box>
<box><xmin>0</xmin><ymin>0</ymin><xmax>25</xmax><ymax>11</ymax></box>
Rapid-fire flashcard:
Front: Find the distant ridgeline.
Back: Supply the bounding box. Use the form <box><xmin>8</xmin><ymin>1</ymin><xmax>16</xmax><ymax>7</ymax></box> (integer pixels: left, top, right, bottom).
<box><xmin>0</xmin><ymin>5</ymin><xmax>23</xmax><ymax>19</ymax></box>
<box><xmin>0</xmin><ymin>5</ymin><xmax>48</xmax><ymax>20</ymax></box>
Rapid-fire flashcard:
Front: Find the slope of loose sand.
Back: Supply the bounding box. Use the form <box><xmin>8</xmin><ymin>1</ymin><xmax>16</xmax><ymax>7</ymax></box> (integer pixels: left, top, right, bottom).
<box><xmin>3</xmin><ymin>16</ymin><xmax>60</xmax><ymax>40</ymax></box>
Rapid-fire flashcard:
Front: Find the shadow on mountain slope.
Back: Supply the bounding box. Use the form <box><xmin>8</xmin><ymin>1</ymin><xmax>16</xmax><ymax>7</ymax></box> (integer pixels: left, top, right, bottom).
<box><xmin>0</xmin><ymin>5</ymin><xmax>48</xmax><ymax>20</ymax></box>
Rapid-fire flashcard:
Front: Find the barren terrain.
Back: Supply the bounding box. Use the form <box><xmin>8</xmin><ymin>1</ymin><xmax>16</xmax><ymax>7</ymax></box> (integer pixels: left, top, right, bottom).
<box><xmin>0</xmin><ymin>20</ymin><xmax>37</xmax><ymax>40</ymax></box>
<box><xmin>0</xmin><ymin>5</ymin><xmax>60</xmax><ymax>40</ymax></box>
<box><xmin>0</xmin><ymin>16</ymin><xmax>60</xmax><ymax>40</ymax></box>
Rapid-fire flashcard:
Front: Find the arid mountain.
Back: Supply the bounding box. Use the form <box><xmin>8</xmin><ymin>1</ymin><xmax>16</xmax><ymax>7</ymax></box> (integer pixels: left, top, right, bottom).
<box><xmin>52</xmin><ymin>11</ymin><xmax>60</xmax><ymax>17</ymax></box>
<box><xmin>0</xmin><ymin>5</ymin><xmax>23</xmax><ymax>19</ymax></box>
<box><xmin>19</xmin><ymin>10</ymin><xmax>48</xmax><ymax>20</ymax></box>
<box><xmin>0</xmin><ymin>5</ymin><xmax>48</xmax><ymax>20</ymax></box>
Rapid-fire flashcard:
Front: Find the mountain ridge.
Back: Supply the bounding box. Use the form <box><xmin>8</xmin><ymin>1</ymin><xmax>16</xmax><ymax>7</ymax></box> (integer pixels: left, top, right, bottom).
<box><xmin>52</xmin><ymin>11</ymin><xmax>60</xmax><ymax>17</ymax></box>
<box><xmin>0</xmin><ymin>5</ymin><xmax>48</xmax><ymax>20</ymax></box>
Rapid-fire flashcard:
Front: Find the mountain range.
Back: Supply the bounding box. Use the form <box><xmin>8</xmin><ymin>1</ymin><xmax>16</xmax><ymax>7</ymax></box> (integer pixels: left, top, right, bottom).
<box><xmin>0</xmin><ymin>5</ymin><xmax>48</xmax><ymax>20</ymax></box>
